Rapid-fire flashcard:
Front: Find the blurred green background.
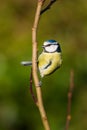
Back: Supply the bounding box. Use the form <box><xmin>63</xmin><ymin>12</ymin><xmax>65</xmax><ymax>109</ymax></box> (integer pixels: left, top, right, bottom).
<box><xmin>0</xmin><ymin>0</ymin><xmax>87</xmax><ymax>130</ymax></box>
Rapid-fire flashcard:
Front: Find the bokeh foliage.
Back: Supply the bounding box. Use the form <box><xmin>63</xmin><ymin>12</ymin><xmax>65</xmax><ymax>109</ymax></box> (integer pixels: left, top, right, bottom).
<box><xmin>0</xmin><ymin>0</ymin><xmax>87</xmax><ymax>130</ymax></box>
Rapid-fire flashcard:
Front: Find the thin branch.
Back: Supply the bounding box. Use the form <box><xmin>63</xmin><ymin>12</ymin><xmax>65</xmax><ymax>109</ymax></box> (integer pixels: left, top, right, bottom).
<box><xmin>65</xmin><ymin>69</ymin><xmax>74</xmax><ymax>130</ymax></box>
<box><xmin>29</xmin><ymin>68</ymin><xmax>38</xmax><ymax>105</ymax></box>
<box><xmin>40</xmin><ymin>0</ymin><xmax>57</xmax><ymax>15</ymax></box>
<box><xmin>32</xmin><ymin>0</ymin><xmax>50</xmax><ymax>130</ymax></box>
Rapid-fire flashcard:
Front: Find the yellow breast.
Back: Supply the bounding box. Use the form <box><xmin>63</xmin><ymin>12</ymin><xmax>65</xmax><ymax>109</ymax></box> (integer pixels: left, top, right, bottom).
<box><xmin>38</xmin><ymin>52</ymin><xmax>62</xmax><ymax>68</ymax></box>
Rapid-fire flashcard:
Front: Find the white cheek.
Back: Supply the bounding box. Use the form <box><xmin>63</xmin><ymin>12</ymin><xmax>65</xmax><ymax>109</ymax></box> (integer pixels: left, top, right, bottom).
<box><xmin>45</xmin><ymin>46</ymin><xmax>53</xmax><ymax>52</ymax></box>
<box><xmin>45</xmin><ymin>45</ymin><xmax>58</xmax><ymax>52</ymax></box>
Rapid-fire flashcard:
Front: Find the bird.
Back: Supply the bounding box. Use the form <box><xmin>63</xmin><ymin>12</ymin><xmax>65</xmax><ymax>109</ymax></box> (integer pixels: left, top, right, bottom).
<box><xmin>21</xmin><ymin>39</ymin><xmax>62</xmax><ymax>78</ymax></box>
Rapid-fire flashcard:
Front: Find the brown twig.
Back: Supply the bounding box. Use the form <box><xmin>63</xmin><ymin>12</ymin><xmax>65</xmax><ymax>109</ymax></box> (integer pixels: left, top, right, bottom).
<box><xmin>32</xmin><ymin>0</ymin><xmax>52</xmax><ymax>130</ymax></box>
<box><xmin>40</xmin><ymin>0</ymin><xmax>57</xmax><ymax>15</ymax></box>
<box><xmin>29</xmin><ymin>68</ymin><xmax>38</xmax><ymax>105</ymax></box>
<box><xmin>65</xmin><ymin>69</ymin><xmax>74</xmax><ymax>130</ymax></box>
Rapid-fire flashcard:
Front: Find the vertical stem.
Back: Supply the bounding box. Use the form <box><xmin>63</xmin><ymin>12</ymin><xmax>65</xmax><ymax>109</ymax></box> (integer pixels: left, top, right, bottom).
<box><xmin>65</xmin><ymin>69</ymin><xmax>74</xmax><ymax>130</ymax></box>
<box><xmin>32</xmin><ymin>1</ymin><xmax>50</xmax><ymax>130</ymax></box>
<box><xmin>32</xmin><ymin>2</ymin><xmax>41</xmax><ymax>87</ymax></box>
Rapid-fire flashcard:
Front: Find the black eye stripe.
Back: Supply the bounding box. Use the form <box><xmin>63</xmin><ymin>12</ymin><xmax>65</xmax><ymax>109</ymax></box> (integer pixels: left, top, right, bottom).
<box><xmin>45</xmin><ymin>44</ymin><xmax>58</xmax><ymax>47</ymax></box>
<box><xmin>45</xmin><ymin>44</ymin><xmax>51</xmax><ymax>47</ymax></box>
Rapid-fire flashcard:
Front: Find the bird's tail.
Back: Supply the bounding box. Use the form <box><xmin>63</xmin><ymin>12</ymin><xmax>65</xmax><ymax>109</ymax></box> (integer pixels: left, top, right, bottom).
<box><xmin>21</xmin><ymin>61</ymin><xmax>32</xmax><ymax>66</ymax></box>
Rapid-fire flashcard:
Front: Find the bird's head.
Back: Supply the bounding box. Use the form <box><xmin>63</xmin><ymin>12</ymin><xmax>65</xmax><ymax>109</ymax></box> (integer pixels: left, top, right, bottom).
<box><xmin>42</xmin><ymin>40</ymin><xmax>61</xmax><ymax>53</ymax></box>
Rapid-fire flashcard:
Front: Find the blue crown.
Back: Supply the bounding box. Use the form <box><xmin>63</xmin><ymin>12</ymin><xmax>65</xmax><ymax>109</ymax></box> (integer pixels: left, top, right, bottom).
<box><xmin>47</xmin><ymin>40</ymin><xmax>57</xmax><ymax>43</ymax></box>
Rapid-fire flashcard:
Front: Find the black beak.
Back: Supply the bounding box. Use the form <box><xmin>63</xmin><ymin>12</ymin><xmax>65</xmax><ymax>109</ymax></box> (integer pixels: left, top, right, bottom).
<box><xmin>42</xmin><ymin>45</ymin><xmax>45</xmax><ymax>48</ymax></box>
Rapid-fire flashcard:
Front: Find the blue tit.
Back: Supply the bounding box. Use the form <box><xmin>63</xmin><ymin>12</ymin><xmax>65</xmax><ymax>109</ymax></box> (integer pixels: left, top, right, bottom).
<box><xmin>38</xmin><ymin>40</ymin><xmax>62</xmax><ymax>77</ymax></box>
<box><xmin>21</xmin><ymin>39</ymin><xmax>62</xmax><ymax>78</ymax></box>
